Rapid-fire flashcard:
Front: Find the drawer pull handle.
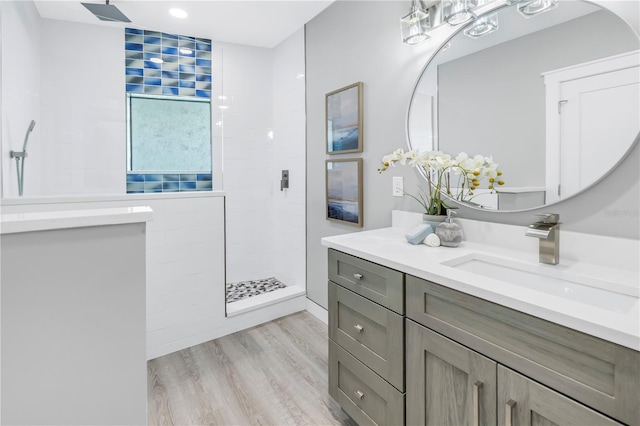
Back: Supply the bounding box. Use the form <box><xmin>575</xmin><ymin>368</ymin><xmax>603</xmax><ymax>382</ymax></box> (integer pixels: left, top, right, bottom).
<box><xmin>353</xmin><ymin>273</ymin><xmax>363</xmax><ymax>280</ymax></box>
<box><xmin>354</xmin><ymin>324</ymin><xmax>364</xmax><ymax>333</ymax></box>
<box><xmin>355</xmin><ymin>390</ymin><xmax>365</xmax><ymax>400</ymax></box>
<box><xmin>506</xmin><ymin>399</ymin><xmax>516</xmax><ymax>426</ymax></box>
<box><xmin>473</xmin><ymin>381</ymin><xmax>483</xmax><ymax>426</ymax></box>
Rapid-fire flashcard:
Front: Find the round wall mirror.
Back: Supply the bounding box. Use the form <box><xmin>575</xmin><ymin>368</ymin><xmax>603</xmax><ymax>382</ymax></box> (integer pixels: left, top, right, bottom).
<box><xmin>407</xmin><ymin>0</ymin><xmax>639</xmax><ymax>212</ymax></box>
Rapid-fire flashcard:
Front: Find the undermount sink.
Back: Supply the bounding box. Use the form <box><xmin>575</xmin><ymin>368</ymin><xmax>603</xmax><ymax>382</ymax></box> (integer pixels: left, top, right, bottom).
<box><xmin>441</xmin><ymin>253</ymin><xmax>638</xmax><ymax>313</ymax></box>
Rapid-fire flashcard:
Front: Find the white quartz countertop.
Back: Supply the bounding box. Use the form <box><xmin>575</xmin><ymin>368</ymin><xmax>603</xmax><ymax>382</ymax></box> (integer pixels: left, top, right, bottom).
<box><xmin>1</xmin><ymin>206</ymin><xmax>153</xmax><ymax>234</ymax></box>
<box><xmin>322</xmin><ymin>226</ymin><xmax>640</xmax><ymax>351</ymax></box>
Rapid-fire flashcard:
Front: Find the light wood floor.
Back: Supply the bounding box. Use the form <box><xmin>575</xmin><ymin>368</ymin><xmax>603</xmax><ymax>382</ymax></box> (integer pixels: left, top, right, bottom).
<box><xmin>147</xmin><ymin>311</ymin><xmax>356</xmax><ymax>425</ymax></box>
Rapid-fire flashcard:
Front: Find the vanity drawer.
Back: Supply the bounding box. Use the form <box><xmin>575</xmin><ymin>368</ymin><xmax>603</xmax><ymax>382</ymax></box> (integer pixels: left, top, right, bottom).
<box><xmin>329</xmin><ymin>281</ymin><xmax>404</xmax><ymax>391</ymax></box>
<box><xmin>406</xmin><ymin>275</ymin><xmax>640</xmax><ymax>425</ymax></box>
<box><xmin>328</xmin><ymin>249</ymin><xmax>404</xmax><ymax>314</ymax></box>
<box><xmin>329</xmin><ymin>340</ymin><xmax>405</xmax><ymax>426</ymax></box>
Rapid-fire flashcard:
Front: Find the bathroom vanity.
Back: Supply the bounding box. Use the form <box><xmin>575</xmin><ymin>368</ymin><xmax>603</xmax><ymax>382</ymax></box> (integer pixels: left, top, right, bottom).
<box><xmin>324</xmin><ymin>214</ymin><xmax>639</xmax><ymax>426</ymax></box>
<box><xmin>0</xmin><ymin>207</ymin><xmax>152</xmax><ymax>425</ymax></box>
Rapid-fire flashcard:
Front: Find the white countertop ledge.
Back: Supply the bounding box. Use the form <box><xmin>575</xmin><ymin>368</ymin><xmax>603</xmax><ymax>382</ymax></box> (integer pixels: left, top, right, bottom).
<box><xmin>1</xmin><ymin>206</ymin><xmax>154</xmax><ymax>234</ymax></box>
<box><xmin>322</xmin><ymin>226</ymin><xmax>640</xmax><ymax>352</ymax></box>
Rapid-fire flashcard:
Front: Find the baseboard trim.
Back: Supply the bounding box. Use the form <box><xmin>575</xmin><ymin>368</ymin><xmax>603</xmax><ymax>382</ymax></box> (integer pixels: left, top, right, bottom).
<box><xmin>305</xmin><ymin>298</ymin><xmax>328</xmax><ymax>324</ymax></box>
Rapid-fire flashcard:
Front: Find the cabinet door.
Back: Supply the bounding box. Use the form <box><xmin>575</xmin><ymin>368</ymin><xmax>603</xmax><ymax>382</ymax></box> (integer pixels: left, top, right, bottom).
<box><xmin>498</xmin><ymin>366</ymin><xmax>622</xmax><ymax>426</ymax></box>
<box><xmin>407</xmin><ymin>320</ymin><xmax>497</xmax><ymax>426</ymax></box>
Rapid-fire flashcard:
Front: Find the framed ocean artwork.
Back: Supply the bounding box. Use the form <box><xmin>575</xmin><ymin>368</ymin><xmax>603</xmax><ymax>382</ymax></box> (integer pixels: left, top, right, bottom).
<box><xmin>326</xmin><ymin>82</ymin><xmax>363</xmax><ymax>154</ymax></box>
<box><xmin>326</xmin><ymin>158</ymin><xmax>363</xmax><ymax>227</ymax></box>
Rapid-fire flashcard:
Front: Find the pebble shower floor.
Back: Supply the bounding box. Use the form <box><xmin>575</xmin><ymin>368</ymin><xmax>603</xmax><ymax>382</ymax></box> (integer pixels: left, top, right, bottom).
<box><xmin>226</xmin><ymin>277</ymin><xmax>287</xmax><ymax>303</ymax></box>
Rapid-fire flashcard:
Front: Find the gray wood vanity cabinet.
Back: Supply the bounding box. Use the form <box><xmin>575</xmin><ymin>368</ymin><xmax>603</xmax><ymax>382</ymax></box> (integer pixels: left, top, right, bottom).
<box><xmin>328</xmin><ymin>248</ymin><xmax>640</xmax><ymax>426</ymax></box>
<box><xmin>407</xmin><ymin>275</ymin><xmax>639</xmax><ymax>426</ymax></box>
<box><xmin>328</xmin><ymin>249</ymin><xmax>405</xmax><ymax>425</ymax></box>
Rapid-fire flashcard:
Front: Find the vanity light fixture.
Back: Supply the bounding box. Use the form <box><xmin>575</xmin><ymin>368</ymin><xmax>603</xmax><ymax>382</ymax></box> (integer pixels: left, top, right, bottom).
<box><xmin>464</xmin><ymin>13</ymin><xmax>498</xmax><ymax>38</ymax></box>
<box><xmin>169</xmin><ymin>8</ymin><xmax>188</xmax><ymax>19</ymax></box>
<box><xmin>400</xmin><ymin>0</ymin><xmax>431</xmax><ymax>45</ymax></box>
<box><xmin>442</xmin><ymin>0</ymin><xmax>477</xmax><ymax>26</ymax></box>
<box><xmin>517</xmin><ymin>0</ymin><xmax>558</xmax><ymax>18</ymax></box>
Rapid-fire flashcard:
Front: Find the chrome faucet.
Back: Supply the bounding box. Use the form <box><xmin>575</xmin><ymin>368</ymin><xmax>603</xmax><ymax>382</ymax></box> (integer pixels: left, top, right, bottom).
<box><xmin>525</xmin><ymin>213</ymin><xmax>560</xmax><ymax>265</ymax></box>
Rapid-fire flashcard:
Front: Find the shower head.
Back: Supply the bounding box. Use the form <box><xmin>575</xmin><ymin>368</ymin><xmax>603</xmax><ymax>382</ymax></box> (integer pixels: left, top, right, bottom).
<box><xmin>22</xmin><ymin>120</ymin><xmax>36</xmax><ymax>152</ymax></box>
<box><xmin>82</xmin><ymin>1</ymin><xmax>131</xmax><ymax>23</ymax></box>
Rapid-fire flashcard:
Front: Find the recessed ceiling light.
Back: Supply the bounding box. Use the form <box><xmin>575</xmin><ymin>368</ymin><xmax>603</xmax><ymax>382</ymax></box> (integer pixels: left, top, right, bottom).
<box><xmin>150</xmin><ymin>57</ymin><xmax>164</xmax><ymax>64</ymax></box>
<box><xmin>169</xmin><ymin>8</ymin><xmax>188</xmax><ymax>19</ymax></box>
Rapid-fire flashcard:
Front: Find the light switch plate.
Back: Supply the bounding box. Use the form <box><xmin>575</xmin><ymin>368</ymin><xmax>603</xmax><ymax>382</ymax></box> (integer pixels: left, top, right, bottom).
<box><xmin>392</xmin><ymin>176</ymin><xmax>403</xmax><ymax>197</ymax></box>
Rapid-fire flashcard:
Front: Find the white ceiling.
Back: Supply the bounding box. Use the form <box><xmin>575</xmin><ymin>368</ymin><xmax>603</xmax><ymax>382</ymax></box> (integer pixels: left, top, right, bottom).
<box><xmin>34</xmin><ymin>0</ymin><xmax>335</xmax><ymax>48</ymax></box>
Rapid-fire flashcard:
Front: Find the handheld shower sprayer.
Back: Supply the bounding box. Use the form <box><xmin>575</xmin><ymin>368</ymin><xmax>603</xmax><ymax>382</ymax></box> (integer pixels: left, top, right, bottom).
<box><xmin>9</xmin><ymin>120</ymin><xmax>36</xmax><ymax>196</ymax></box>
<box><xmin>23</xmin><ymin>120</ymin><xmax>36</xmax><ymax>151</ymax></box>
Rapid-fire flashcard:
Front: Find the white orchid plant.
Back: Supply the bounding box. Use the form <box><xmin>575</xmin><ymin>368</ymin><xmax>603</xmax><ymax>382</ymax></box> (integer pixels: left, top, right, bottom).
<box><xmin>379</xmin><ymin>148</ymin><xmax>505</xmax><ymax>215</ymax></box>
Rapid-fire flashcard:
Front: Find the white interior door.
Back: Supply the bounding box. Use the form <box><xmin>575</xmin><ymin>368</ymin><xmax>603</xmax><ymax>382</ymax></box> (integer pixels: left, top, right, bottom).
<box><xmin>559</xmin><ymin>67</ymin><xmax>639</xmax><ymax>196</ymax></box>
<box><xmin>544</xmin><ymin>51</ymin><xmax>640</xmax><ymax>203</ymax></box>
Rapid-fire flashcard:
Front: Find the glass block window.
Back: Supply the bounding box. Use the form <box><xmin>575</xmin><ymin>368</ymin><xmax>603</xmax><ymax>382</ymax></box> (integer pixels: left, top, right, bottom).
<box><xmin>127</xmin><ymin>95</ymin><xmax>212</xmax><ymax>171</ymax></box>
<box><xmin>125</xmin><ymin>28</ymin><xmax>212</xmax><ymax>98</ymax></box>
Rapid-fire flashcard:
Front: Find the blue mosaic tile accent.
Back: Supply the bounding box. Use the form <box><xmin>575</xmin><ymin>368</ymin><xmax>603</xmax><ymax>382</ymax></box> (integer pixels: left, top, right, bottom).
<box><xmin>180</xmin><ymin>181</ymin><xmax>196</xmax><ymax>191</ymax></box>
<box><xmin>126</xmin><ymin>173</ymin><xmax>213</xmax><ymax>193</ymax></box>
<box><xmin>162</xmin><ymin>87</ymin><xmax>179</xmax><ymax>96</ymax></box>
<box><xmin>144</xmin><ymin>86</ymin><xmax>162</xmax><ymax>95</ymax></box>
<box><xmin>144</xmin><ymin>181</ymin><xmax>162</xmax><ymax>192</ymax></box>
<box><xmin>197</xmin><ymin>180</ymin><xmax>213</xmax><ymax>190</ymax></box>
<box><xmin>126</xmin><ymin>68</ymin><xmax>143</xmax><ymax>76</ymax></box>
<box><xmin>126</xmin><ymin>182</ymin><xmax>144</xmax><ymax>192</ymax></box>
<box><xmin>126</xmin><ymin>84</ymin><xmax>143</xmax><ymax>93</ymax></box>
<box><xmin>125</xmin><ymin>42</ymin><xmax>143</xmax><ymax>51</ymax></box>
<box><xmin>163</xmin><ymin>181</ymin><xmax>179</xmax><ymax>191</ymax></box>
<box><xmin>125</xmin><ymin>28</ymin><xmax>212</xmax><ymax>98</ymax></box>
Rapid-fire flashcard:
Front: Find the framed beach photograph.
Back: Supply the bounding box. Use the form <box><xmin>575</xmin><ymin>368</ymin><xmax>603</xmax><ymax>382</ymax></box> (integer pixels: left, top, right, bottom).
<box><xmin>326</xmin><ymin>82</ymin><xmax>363</xmax><ymax>154</ymax></box>
<box><xmin>326</xmin><ymin>158</ymin><xmax>363</xmax><ymax>227</ymax></box>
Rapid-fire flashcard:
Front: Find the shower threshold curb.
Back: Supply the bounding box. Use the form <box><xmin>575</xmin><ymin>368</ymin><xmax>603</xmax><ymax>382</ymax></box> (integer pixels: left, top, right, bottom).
<box><xmin>226</xmin><ymin>285</ymin><xmax>306</xmax><ymax>317</ymax></box>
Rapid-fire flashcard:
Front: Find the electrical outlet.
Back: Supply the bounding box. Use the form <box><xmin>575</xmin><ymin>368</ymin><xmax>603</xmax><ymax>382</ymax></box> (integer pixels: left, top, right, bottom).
<box><xmin>392</xmin><ymin>176</ymin><xmax>403</xmax><ymax>197</ymax></box>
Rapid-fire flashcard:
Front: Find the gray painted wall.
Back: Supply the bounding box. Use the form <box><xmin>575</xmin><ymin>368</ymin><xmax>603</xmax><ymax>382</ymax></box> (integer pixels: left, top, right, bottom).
<box><xmin>305</xmin><ymin>0</ymin><xmax>639</xmax><ymax>309</ymax></box>
<box><xmin>439</xmin><ymin>10</ymin><xmax>637</xmax><ymax>187</ymax></box>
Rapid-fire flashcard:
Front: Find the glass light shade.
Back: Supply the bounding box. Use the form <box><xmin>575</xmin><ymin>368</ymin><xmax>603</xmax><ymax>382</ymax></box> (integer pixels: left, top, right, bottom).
<box><xmin>443</xmin><ymin>0</ymin><xmax>478</xmax><ymax>26</ymax></box>
<box><xmin>517</xmin><ymin>0</ymin><xmax>558</xmax><ymax>18</ymax></box>
<box><xmin>401</xmin><ymin>6</ymin><xmax>431</xmax><ymax>45</ymax></box>
<box><xmin>464</xmin><ymin>13</ymin><xmax>498</xmax><ymax>38</ymax></box>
